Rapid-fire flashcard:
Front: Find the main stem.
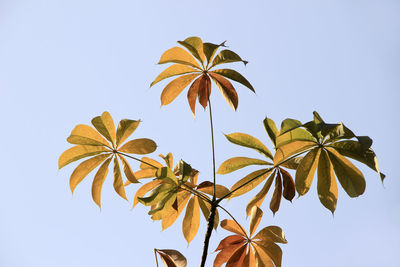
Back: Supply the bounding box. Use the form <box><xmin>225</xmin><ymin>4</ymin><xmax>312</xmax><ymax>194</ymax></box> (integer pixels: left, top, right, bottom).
<box><xmin>200</xmin><ymin>99</ymin><xmax>217</xmax><ymax>267</ymax></box>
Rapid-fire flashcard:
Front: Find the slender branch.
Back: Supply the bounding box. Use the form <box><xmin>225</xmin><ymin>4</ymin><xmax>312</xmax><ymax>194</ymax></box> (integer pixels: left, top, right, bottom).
<box><xmin>217</xmin><ymin>205</ymin><xmax>249</xmax><ymax>239</ymax></box>
<box><xmin>116</xmin><ymin>151</ymin><xmax>159</xmax><ymax>169</ymax></box>
<box><xmin>208</xmin><ymin>98</ymin><xmax>217</xmax><ymax>201</ymax></box>
<box><xmin>180</xmin><ymin>184</ymin><xmax>212</xmax><ymax>204</ymax></box>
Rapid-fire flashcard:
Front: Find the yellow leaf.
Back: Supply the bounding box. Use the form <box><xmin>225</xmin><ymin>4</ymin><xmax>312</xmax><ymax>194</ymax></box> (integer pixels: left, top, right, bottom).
<box><xmin>327</xmin><ymin>147</ymin><xmax>366</xmax><ymax>198</ymax></box>
<box><xmin>254</xmin><ymin>226</ymin><xmax>287</xmax><ymax>244</ymax></box>
<box><xmin>67</xmin><ymin>124</ymin><xmax>110</xmax><ymax>148</ymax></box>
<box><xmin>159</xmin><ymin>153</ymin><xmax>174</xmax><ymax>169</ymax></box>
<box><xmin>197</xmin><ymin>181</ymin><xmax>230</xmax><ymax>198</ymax></box>
<box><xmin>91</xmin><ymin>111</ymin><xmax>116</xmax><ymax>146</ymax></box>
<box><xmin>229</xmin><ymin>168</ymin><xmax>272</xmax><ymax>198</ymax></box>
<box><xmin>158</xmin><ymin>46</ymin><xmax>202</xmax><ymax>69</ymax></box>
<box><xmin>295</xmin><ymin>148</ymin><xmax>321</xmax><ymax>196</ymax></box>
<box><xmin>134</xmin><ymin>169</ymin><xmax>157</xmax><ymax>179</ymax></box>
<box><xmin>118</xmin><ymin>155</ymin><xmax>139</xmax><ymax>183</ymax></box>
<box><xmin>160</xmin><ymin>74</ymin><xmax>199</xmax><ymax>106</ymax></box>
<box><xmin>69</xmin><ymin>154</ymin><xmax>110</xmax><ymax>193</ymax></box>
<box><xmin>253</xmin><ymin>241</ymin><xmax>282</xmax><ymax>267</ymax></box>
<box><xmin>116</xmin><ymin>119</ymin><xmax>140</xmax><ymax>147</ymax></box>
<box><xmin>118</xmin><ymin>138</ymin><xmax>157</xmax><ymax>154</ymax></box>
<box><xmin>140</xmin><ymin>157</ymin><xmax>163</xmax><ymax>169</ymax></box>
<box><xmin>246</xmin><ymin>171</ymin><xmax>275</xmax><ymax>216</ymax></box>
<box><xmin>178</xmin><ymin>36</ymin><xmax>205</xmax><ymax>65</ymax></box>
<box><xmin>58</xmin><ymin>145</ymin><xmax>109</xmax><ymax>169</ymax></box>
<box><xmin>161</xmin><ymin>191</ymin><xmax>191</xmax><ymax>230</ymax></box>
<box><xmin>91</xmin><ymin>157</ymin><xmax>112</xmax><ymax>208</ymax></box>
<box><xmin>274</xmin><ymin>141</ymin><xmax>316</xmax><ymax>166</ymax></box>
<box><xmin>182</xmin><ymin>197</ymin><xmax>200</xmax><ymax>244</ymax></box>
<box><xmin>133</xmin><ymin>180</ymin><xmax>162</xmax><ymax>208</ymax></box>
<box><xmin>150</xmin><ymin>64</ymin><xmax>199</xmax><ymax>87</ymax></box>
<box><xmin>217</xmin><ymin>157</ymin><xmax>272</xmax><ymax>175</ymax></box>
<box><xmin>317</xmin><ymin>149</ymin><xmax>338</xmax><ymax>213</ymax></box>
<box><xmin>113</xmin><ymin>157</ymin><xmax>127</xmax><ymax>200</ymax></box>
<box><xmin>249</xmin><ymin>206</ymin><xmax>263</xmax><ymax>237</ymax></box>
<box><xmin>220</xmin><ymin>219</ymin><xmax>246</xmax><ymax>236</ymax></box>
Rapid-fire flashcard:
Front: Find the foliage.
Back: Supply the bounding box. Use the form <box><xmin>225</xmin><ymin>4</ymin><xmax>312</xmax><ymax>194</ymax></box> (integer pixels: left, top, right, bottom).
<box><xmin>59</xmin><ymin>111</ymin><xmax>157</xmax><ymax>208</ymax></box>
<box><xmin>59</xmin><ymin>37</ymin><xmax>384</xmax><ymax>267</ymax></box>
<box><xmin>150</xmin><ymin>36</ymin><xmax>254</xmax><ymax>115</ymax></box>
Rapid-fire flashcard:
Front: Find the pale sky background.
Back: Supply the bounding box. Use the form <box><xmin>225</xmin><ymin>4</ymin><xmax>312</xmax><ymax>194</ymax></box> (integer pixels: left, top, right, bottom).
<box><xmin>1</xmin><ymin>1</ymin><xmax>399</xmax><ymax>266</ymax></box>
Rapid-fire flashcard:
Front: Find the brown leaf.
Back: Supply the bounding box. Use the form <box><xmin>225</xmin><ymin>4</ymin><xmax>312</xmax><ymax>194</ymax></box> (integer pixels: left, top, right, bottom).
<box><xmin>209</xmin><ymin>72</ymin><xmax>238</xmax><ymax>110</ymax></box>
<box><xmin>280</xmin><ymin>168</ymin><xmax>295</xmax><ymax>201</ymax></box>
<box><xmin>187</xmin><ymin>75</ymin><xmax>203</xmax><ymax>116</ymax></box>
<box><xmin>156</xmin><ymin>249</ymin><xmax>187</xmax><ymax>267</ymax></box>
<box><xmin>226</xmin><ymin>244</ymin><xmax>247</xmax><ymax>267</ymax></box>
<box><xmin>198</xmin><ymin>74</ymin><xmax>211</xmax><ymax>109</ymax></box>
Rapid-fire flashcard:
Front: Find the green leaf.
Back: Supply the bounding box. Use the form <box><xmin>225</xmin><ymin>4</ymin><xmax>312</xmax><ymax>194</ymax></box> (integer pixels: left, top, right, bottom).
<box><xmin>158</xmin><ymin>46</ymin><xmax>202</xmax><ymax>69</ymax></box>
<box><xmin>91</xmin><ymin>111</ymin><xmax>116</xmax><ymax>146</ymax></box>
<box><xmin>69</xmin><ymin>154</ymin><xmax>110</xmax><ymax>193</ymax></box>
<box><xmin>279</xmin><ymin>118</ymin><xmax>302</xmax><ymax>136</ymax></box>
<box><xmin>156</xmin><ymin>166</ymin><xmax>178</xmax><ymax>185</ymax></box>
<box><xmin>211</xmin><ymin>49</ymin><xmax>248</xmax><ymax>68</ymax></box>
<box><xmin>67</xmin><ymin>124</ymin><xmax>110</xmax><ymax>148</ymax></box>
<box><xmin>91</xmin><ymin>157</ymin><xmax>112</xmax><ymax>208</ymax></box>
<box><xmin>327</xmin><ymin>148</ymin><xmax>366</xmax><ymax>197</ymax></box>
<box><xmin>150</xmin><ymin>64</ymin><xmax>199</xmax><ymax>87</ymax></box>
<box><xmin>58</xmin><ymin>145</ymin><xmax>109</xmax><ymax>169</ymax></box>
<box><xmin>313</xmin><ymin>111</ymin><xmax>324</xmax><ymax>124</ymax></box>
<box><xmin>275</xmin><ymin>128</ymin><xmax>315</xmax><ymax>149</ymax></box>
<box><xmin>225</xmin><ymin>133</ymin><xmax>273</xmax><ymax>160</ymax></box>
<box><xmin>203</xmin><ymin>41</ymin><xmax>226</xmax><ymax>66</ymax></box>
<box><xmin>330</xmin><ymin>140</ymin><xmax>385</xmax><ymax>181</ymax></box>
<box><xmin>263</xmin><ymin>117</ymin><xmax>279</xmax><ymax>147</ymax></box>
<box><xmin>138</xmin><ymin>183</ymin><xmax>171</xmax><ymax>206</ymax></box>
<box><xmin>178</xmin><ymin>36</ymin><xmax>205</xmax><ymax>65</ymax></box>
<box><xmin>217</xmin><ymin>157</ymin><xmax>272</xmax><ymax>175</ymax></box>
<box><xmin>317</xmin><ymin>149</ymin><xmax>338</xmax><ymax>213</ymax></box>
<box><xmin>133</xmin><ymin>180</ymin><xmax>162</xmax><ymax>208</ymax></box>
<box><xmin>211</xmin><ymin>69</ymin><xmax>254</xmax><ymax>92</ymax></box>
<box><xmin>116</xmin><ymin>119</ymin><xmax>140</xmax><ymax>147</ymax></box>
<box><xmin>118</xmin><ymin>138</ymin><xmax>157</xmax><ymax>154</ymax></box>
<box><xmin>295</xmin><ymin>148</ymin><xmax>321</xmax><ymax>196</ymax></box>
<box><xmin>160</xmin><ymin>73</ymin><xmax>200</xmax><ymax>106</ymax></box>
<box><xmin>178</xmin><ymin>160</ymin><xmax>192</xmax><ymax>183</ymax></box>
<box><xmin>229</xmin><ymin>168</ymin><xmax>272</xmax><ymax>198</ymax></box>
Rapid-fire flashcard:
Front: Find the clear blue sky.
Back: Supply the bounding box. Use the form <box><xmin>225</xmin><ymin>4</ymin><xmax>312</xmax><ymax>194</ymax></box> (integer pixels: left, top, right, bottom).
<box><xmin>1</xmin><ymin>1</ymin><xmax>399</xmax><ymax>266</ymax></box>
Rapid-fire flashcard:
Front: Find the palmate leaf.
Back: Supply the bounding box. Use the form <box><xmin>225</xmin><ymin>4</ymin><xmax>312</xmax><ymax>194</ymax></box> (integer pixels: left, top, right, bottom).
<box><xmin>59</xmin><ymin>111</ymin><xmax>157</xmax><ymax>208</ymax></box>
<box><xmin>214</xmin><ymin>207</ymin><xmax>286</xmax><ymax>267</ymax></box>
<box><xmin>271</xmin><ymin>111</ymin><xmax>385</xmax><ymax>213</ymax></box>
<box><xmin>152</xmin><ymin>36</ymin><xmax>254</xmax><ymax>115</ymax></box>
<box><xmin>129</xmin><ymin>155</ymin><xmax>221</xmax><ymax>242</ymax></box>
<box><xmin>221</xmin><ymin>122</ymin><xmax>299</xmax><ymax>214</ymax></box>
